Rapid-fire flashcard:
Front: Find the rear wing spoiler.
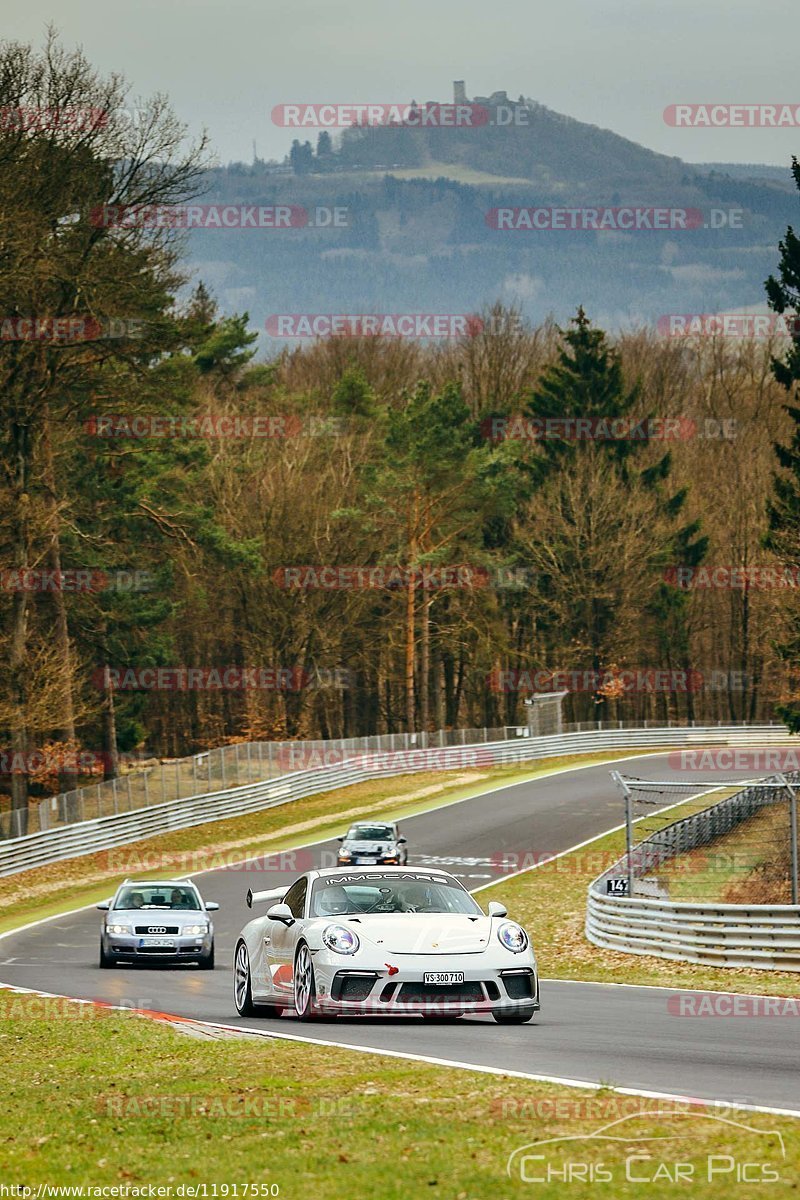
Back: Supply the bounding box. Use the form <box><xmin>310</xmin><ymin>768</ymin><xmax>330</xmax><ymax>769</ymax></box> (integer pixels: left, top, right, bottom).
<box><xmin>246</xmin><ymin>886</ymin><xmax>289</xmax><ymax>909</ymax></box>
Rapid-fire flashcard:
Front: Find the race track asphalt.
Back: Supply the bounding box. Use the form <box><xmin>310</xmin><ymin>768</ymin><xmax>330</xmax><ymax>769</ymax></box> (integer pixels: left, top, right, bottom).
<box><xmin>3</xmin><ymin>750</ymin><xmax>799</xmax><ymax>1113</ymax></box>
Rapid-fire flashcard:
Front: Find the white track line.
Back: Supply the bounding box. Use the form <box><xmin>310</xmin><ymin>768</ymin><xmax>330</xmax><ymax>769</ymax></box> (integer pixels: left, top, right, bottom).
<box><xmin>150</xmin><ymin>1013</ymin><xmax>800</xmax><ymax>1121</ymax></box>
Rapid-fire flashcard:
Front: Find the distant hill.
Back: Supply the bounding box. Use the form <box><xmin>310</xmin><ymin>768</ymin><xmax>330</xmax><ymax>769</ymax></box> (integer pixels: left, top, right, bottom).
<box><xmin>183</xmin><ymin>84</ymin><xmax>799</xmax><ymax>347</ymax></box>
<box><xmin>329</xmin><ymin>92</ymin><xmax>692</xmax><ymax>193</ymax></box>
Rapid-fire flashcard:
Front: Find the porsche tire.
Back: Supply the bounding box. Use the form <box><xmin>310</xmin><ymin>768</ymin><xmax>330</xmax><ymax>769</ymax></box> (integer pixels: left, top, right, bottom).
<box><xmin>234</xmin><ymin>941</ymin><xmax>282</xmax><ymax>1017</ymax></box>
<box><xmin>293</xmin><ymin>942</ymin><xmax>325</xmax><ymax>1021</ymax></box>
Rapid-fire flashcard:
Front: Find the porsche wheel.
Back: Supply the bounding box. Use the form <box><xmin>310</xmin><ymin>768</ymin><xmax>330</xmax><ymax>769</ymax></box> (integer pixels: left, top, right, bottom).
<box><xmin>234</xmin><ymin>941</ymin><xmax>282</xmax><ymax>1017</ymax></box>
<box><xmin>293</xmin><ymin>943</ymin><xmax>324</xmax><ymax>1021</ymax></box>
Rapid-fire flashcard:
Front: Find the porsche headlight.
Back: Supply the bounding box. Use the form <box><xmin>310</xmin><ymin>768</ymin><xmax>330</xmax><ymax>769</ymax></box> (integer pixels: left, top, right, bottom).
<box><xmin>497</xmin><ymin>921</ymin><xmax>528</xmax><ymax>953</ymax></box>
<box><xmin>322</xmin><ymin>924</ymin><xmax>360</xmax><ymax>955</ymax></box>
<box><xmin>338</xmin><ymin>848</ymin><xmax>352</xmax><ymax>859</ymax></box>
<box><xmin>183</xmin><ymin>924</ymin><xmax>209</xmax><ymax>936</ymax></box>
<box><xmin>106</xmin><ymin>923</ymin><xmax>131</xmax><ymax>935</ymax></box>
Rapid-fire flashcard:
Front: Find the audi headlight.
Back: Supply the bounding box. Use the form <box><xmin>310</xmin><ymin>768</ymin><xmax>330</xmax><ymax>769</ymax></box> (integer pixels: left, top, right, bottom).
<box><xmin>322</xmin><ymin>924</ymin><xmax>360</xmax><ymax>955</ymax></box>
<box><xmin>183</xmin><ymin>924</ymin><xmax>209</xmax><ymax>937</ymax></box>
<box><xmin>497</xmin><ymin>921</ymin><xmax>528</xmax><ymax>953</ymax></box>
<box><xmin>106</xmin><ymin>923</ymin><xmax>131</xmax><ymax>935</ymax></box>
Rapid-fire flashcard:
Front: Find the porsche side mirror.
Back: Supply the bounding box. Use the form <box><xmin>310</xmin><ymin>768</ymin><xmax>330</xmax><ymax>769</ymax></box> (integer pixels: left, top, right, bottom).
<box><xmin>488</xmin><ymin>901</ymin><xmax>508</xmax><ymax>918</ymax></box>
<box><xmin>398</xmin><ymin>837</ymin><xmax>407</xmax><ymax>844</ymax></box>
<box><xmin>337</xmin><ymin>836</ymin><xmax>345</xmax><ymax>842</ymax></box>
<box><xmin>205</xmin><ymin>901</ymin><xmax>220</xmax><ymax>912</ymax></box>
<box><xmin>96</xmin><ymin>901</ymin><xmax>110</xmax><ymax>911</ymax></box>
<box><xmin>267</xmin><ymin>903</ymin><xmax>294</xmax><ymax>925</ymax></box>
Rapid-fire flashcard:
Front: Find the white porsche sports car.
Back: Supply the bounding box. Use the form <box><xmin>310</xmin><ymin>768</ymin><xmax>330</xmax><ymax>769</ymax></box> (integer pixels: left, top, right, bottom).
<box><xmin>233</xmin><ymin>866</ymin><xmax>539</xmax><ymax>1023</ymax></box>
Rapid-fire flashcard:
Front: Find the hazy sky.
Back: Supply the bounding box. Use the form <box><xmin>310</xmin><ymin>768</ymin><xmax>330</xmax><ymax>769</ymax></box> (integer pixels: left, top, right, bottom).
<box><xmin>6</xmin><ymin>0</ymin><xmax>799</xmax><ymax>166</ymax></box>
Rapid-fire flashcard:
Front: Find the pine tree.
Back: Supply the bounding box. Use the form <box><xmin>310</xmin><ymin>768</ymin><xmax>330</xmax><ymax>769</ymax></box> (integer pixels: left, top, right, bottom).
<box><xmin>764</xmin><ymin>156</ymin><xmax>800</xmax><ymax>730</ymax></box>
<box><xmin>520</xmin><ymin>309</ymin><xmax>706</xmax><ymax>716</ymax></box>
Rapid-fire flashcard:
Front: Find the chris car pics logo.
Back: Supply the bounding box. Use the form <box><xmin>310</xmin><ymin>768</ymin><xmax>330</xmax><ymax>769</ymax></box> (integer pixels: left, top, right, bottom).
<box><xmin>506</xmin><ymin>1111</ymin><xmax>785</xmax><ymax>1185</ymax></box>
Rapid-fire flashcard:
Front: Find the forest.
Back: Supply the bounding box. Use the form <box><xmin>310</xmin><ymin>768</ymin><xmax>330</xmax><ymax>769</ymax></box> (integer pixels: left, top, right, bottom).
<box><xmin>3</xmin><ymin>38</ymin><xmax>800</xmax><ymax>833</ymax></box>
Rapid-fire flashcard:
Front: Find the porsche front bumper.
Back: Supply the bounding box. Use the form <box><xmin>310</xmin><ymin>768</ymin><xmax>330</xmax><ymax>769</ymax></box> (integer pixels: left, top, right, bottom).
<box><xmin>312</xmin><ymin>954</ymin><xmax>539</xmax><ymax>1016</ymax></box>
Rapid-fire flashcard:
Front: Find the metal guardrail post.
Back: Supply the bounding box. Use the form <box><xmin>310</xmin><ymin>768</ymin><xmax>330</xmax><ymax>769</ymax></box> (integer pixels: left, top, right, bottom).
<box><xmin>778</xmin><ymin>772</ymin><xmax>799</xmax><ymax>905</ymax></box>
<box><xmin>611</xmin><ymin>771</ymin><xmax>635</xmax><ymax>897</ymax></box>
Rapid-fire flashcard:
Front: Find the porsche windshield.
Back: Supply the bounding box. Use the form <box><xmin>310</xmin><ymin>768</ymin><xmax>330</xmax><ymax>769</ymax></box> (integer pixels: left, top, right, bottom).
<box><xmin>311</xmin><ymin>874</ymin><xmax>481</xmax><ymax>916</ymax></box>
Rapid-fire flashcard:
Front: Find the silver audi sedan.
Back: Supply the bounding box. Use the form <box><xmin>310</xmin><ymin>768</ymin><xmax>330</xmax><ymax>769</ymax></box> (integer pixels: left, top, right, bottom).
<box><xmin>97</xmin><ymin>879</ymin><xmax>219</xmax><ymax>968</ymax></box>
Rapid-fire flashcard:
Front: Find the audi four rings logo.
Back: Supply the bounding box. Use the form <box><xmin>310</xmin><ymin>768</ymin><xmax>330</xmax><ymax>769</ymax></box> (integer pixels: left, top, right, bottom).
<box><xmin>148</xmin><ymin>926</ymin><xmax>167</xmax><ymax>934</ymax></box>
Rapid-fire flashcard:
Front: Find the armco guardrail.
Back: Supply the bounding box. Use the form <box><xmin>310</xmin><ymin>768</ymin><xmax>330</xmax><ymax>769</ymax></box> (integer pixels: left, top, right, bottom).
<box><xmin>17</xmin><ymin>715</ymin><xmax>776</xmax><ymax>840</ymax></box>
<box><xmin>0</xmin><ymin>724</ymin><xmax>793</xmax><ymax>878</ymax></box>
<box><xmin>586</xmin><ymin>893</ymin><xmax>800</xmax><ymax>971</ymax></box>
<box><xmin>16</xmin><ymin>722</ymin><xmax>542</xmax><ymax>839</ymax></box>
<box><xmin>586</xmin><ymin>772</ymin><xmax>800</xmax><ymax>970</ymax></box>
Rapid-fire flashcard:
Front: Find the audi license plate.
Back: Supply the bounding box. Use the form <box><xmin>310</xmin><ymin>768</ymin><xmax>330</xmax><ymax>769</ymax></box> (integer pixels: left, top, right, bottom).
<box><xmin>139</xmin><ymin>937</ymin><xmax>175</xmax><ymax>948</ymax></box>
<box><xmin>423</xmin><ymin>971</ymin><xmax>464</xmax><ymax>986</ymax></box>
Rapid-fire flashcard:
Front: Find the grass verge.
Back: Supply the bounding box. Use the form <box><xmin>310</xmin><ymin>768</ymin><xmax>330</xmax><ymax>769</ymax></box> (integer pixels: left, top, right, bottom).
<box><xmin>647</xmin><ymin>803</ymin><xmax>794</xmax><ymax>904</ymax></box>
<box><xmin>479</xmin><ymin>802</ymin><xmax>800</xmax><ymax>995</ymax></box>
<box><xmin>0</xmin><ymin>1001</ymin><xmax>796</xmax><ymax>1196</ymax></box>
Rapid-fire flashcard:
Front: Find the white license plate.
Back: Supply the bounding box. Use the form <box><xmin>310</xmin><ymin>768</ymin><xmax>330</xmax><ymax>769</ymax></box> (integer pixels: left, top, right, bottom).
<box><xmin>354</xmin><ymin>857</ymin><xmax>377</xmax><ymax>864</ymax></box>
<box><xmin>139</xmin><ymin>938</ymin><xmax>175</xmax><ymax>948</ymax></box>
<box><xmin>423</xmin><ymin>971</ymin><xmax>464</xmax><ymax>986</ymax></box>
